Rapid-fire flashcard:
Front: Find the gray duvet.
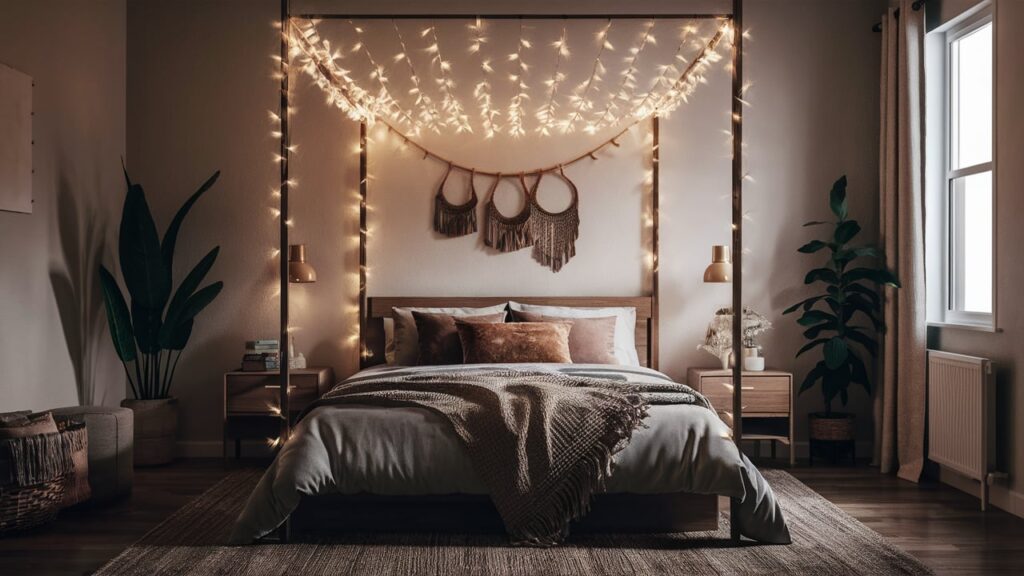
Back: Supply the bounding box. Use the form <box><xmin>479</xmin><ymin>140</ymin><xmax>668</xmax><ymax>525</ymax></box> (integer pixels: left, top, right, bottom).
<box><xmin>229</xmin><ymin>364</ymin><xmax>791</xmax><ymax>545</ymax></box>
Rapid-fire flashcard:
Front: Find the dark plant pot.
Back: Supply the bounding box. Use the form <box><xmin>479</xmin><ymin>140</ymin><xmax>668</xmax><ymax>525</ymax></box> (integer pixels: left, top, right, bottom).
<box><xmin>809</xmin><ymin>412</ymin><xmax>856</xmax><ymax>442</ymax></box>
<box><xmin>121</xmin><ymin>398</ymin><xmax>178</xmax><ymax>467</ymax></box>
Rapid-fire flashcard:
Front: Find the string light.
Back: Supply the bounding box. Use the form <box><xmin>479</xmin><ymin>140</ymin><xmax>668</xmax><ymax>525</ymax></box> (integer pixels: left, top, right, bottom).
<box><xmin>290</xmin><ymin>17</ymin><xmax>730</xmax><ymax>138</ymax></box>
<box><xmin>535</xmin><ymin>25</ymin><xmax>569</xmax><ymax>136</ymax></box>
<box><xmin>468</xmin><ymin>17</ymin><xmax>500</xmax><ymax>138</ymax></box>
<box><xmin>347</xmin><ymin>20</ymin><xmax>418</xmax><ymax>130</ymax></box>
<box><xmin>593</xmin><ymin>20</ymin><xmax>655</xmax><ymax>130</ymax></box>
<box><xmin>565</xmin><ymin>20</ymin><xmax>614</xmax><ymax>134</ymax></box>
<box><xmin>391</xmin><ymin>20</ymin><xmax>442</xmax><ymax>134</ymax></box>
<box><xmin>425</xmin><ymin>23</ymin><xmax>473</xmax><ymax>133</ymax></box>
<box><xmin>506</xmin><ymin>20</ymin><xmax>531</xmax><ymax>137</ymax></box>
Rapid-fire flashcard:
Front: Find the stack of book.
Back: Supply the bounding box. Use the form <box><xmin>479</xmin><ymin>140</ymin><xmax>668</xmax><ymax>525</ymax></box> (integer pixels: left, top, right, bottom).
<box><xmin>241</xmin><ymin>339</ymin><xmax>280</xmax><ymax>371</ymax></box>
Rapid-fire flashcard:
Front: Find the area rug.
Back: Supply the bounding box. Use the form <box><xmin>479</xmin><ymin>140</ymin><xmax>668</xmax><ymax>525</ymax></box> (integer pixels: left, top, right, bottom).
<box><xmin>94</xmin><ymin>469</ymin><xmax>932</xmax><ymax>575</ymax></box>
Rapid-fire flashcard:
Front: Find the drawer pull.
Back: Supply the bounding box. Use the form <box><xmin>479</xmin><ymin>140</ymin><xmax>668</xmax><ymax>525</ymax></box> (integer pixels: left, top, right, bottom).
<box><xmin>264</xmin><ymin>385</ymin><xmax>297</xmax><ymax>391</ymax></box>
<box><xmin>722</xmin><ymin>384</ymin><xmax>755</xmax><ymax>391</ymax></box>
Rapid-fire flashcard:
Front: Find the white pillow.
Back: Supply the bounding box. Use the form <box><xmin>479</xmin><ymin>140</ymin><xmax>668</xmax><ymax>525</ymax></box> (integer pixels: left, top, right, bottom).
<box><xmin>508</xmin><ymin>302</ymin><xmax>640</xmax><ymax>366</ymax></box>
<box><xmin>386</xmin><ymin>304</ymin><xmax>509</xmax><ymax>365</ymax></box>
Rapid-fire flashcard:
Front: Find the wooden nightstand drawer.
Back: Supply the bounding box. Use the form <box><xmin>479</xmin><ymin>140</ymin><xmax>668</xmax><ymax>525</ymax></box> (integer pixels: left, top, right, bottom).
<box><xmin>226</xmin><ymin>374</ymin><xmax>317</xmax><ymax>414</ymax></box>
<box><xmin>700</xmin><ymin>376</ymin><xmax>790</xmax><ymax>415</ymax></box>
<box><xmin>224</xmin><ymin>369</ymin><xmax>332</xmax><ymax>415</ymax></box>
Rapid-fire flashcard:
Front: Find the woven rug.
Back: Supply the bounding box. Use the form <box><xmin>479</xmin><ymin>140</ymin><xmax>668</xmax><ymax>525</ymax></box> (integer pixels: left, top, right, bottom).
<box><xmin>95</xmin><ymin>469</ymin><xmax>932</xmax><ymax>575</ymax></box>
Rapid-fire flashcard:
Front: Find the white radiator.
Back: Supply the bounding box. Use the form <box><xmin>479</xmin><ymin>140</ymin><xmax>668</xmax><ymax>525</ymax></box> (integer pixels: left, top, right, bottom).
<box><xmin>927</xmin><ymin>350</ymin><xmax>997</xmax><ymax>510</ymax></box>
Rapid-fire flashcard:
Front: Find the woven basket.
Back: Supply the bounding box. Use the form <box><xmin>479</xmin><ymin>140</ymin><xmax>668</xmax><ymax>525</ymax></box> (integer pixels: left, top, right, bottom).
<box><xmin>0</xmin><ymin>476</ymin><xmax>67</xmax><ymax>535</ymax></box>
<box><xmin>809</xmin><ymin>412</ymin><xmax>856</xmax><ymax>442</ymax></box>
<box><xmin>0</xmin><ymin>422</ymin><xmax>85</xmax><ymax>535</ymax></box>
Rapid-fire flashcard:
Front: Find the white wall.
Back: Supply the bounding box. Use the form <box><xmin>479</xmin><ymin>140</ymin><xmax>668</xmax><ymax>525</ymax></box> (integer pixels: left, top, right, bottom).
<box><xmin>126</xmin><ymin>0</ymin><xmax>885</xmax><ymax>454</ymax></box>
<box><xmin>0</xmin><ymin>0</ymin><xmax>126</xmax><ymax>410</ymax></box>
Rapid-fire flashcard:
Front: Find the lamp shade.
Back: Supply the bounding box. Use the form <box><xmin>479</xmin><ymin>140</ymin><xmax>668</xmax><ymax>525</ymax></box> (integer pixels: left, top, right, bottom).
<box><xmin>287</xmin><ymin>244</ymin><xmax>317</xmax><ymax>283</ymax></box>
<box><xmin>703</xmin><ymin>245</ymin><xmax>732</xmax><ymax>283</ymax></box>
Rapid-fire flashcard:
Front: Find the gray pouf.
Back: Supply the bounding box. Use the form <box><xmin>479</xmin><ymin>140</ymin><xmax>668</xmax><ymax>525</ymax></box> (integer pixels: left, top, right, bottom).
<box><xmin>50</xmin><ymin>406</ymin><xmax>133</xmax><ymax>502</ymax></box>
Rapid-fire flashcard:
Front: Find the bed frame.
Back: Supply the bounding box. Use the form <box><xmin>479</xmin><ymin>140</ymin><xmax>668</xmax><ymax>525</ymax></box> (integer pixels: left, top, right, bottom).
<box><xmin>287</xmin><ymin>295</ymin><xmax>721</xmax><ymax>540</ymax></box>
<box><xmin>276</xmin><ymin>0</ymin><xmax>747</xmax><ymax>541</ymax></box>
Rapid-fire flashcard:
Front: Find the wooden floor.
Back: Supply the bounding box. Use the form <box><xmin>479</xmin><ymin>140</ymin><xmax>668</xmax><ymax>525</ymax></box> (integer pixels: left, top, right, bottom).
<box><xmin>0</xmin><ymin>458</ymin><xmax>1022</xmax><ymax>575</ymax></box>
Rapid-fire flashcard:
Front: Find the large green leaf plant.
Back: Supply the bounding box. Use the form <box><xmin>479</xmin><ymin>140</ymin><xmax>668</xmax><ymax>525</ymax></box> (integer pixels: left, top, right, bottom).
<box><xmin>784</xmin><ymin>176</ymin><xmax>901</xmax><ymax>416</ymax></box>
<box><xmin>99</xmin><ymin>166</ymin><xmax>223</xmax><ymax>399</ymax></box>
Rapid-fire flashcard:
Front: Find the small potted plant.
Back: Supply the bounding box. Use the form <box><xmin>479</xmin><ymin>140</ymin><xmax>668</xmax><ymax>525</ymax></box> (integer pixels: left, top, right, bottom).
<box><xmin>784</xmin><ymin>175</ymin><xmax>899</xmax><ymax>454</ymax></box>
<box><xmin>99</xmin><ymin>165</ymin><xmax>223</xmax><ymax>466</ymax></box>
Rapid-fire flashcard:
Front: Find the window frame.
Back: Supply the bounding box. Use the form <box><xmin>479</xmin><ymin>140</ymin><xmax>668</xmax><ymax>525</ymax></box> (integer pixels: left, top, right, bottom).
<box><xmin>939</xmin><ymin>7</ymin><xmax>996</xmax><ymax>329</ymax></box>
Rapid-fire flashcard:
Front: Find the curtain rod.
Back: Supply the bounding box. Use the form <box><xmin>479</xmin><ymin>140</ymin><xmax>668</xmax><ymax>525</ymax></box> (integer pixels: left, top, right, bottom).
<box><xmin>872</xmin><ymin>0</ymin><xmax>927</xmax><ymax>32</ymax></box>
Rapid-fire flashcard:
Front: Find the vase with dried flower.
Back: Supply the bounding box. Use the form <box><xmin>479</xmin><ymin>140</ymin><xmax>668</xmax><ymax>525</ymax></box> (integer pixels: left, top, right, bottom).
<box><xmin>698</xmin><ymin>310</ymin><xmax>733</xmax><ymax>370</ymax></box>
<box><xmin>699</xmin><ymin>307</ymin><xmax>773</xmax><ymax>371</ymax></box>
<box><xmin>741</xmin><ymin>308</ymin><xmax>772</xmax><ymax>371</ymax></box>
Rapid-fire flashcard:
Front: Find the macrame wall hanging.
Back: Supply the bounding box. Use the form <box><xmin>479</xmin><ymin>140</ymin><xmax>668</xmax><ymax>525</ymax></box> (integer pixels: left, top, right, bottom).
<box><xmin>483</xmin><ymin>174</ymin><xmax>532</xmax><ymax>253</ymax></box>
<box><xmin>475</xmin><ymin>169</ymin><xmax>579</xmax><ymax>272</ymax></box>
<box><xmin>433</xmin><ymin>165</ymin><xmax>478</xmax><ymax>237</ymax></box>
<box><xmin>529</xmin><ymin>169</ymin><xmax>580</xmax><ymax>272</ymax></box>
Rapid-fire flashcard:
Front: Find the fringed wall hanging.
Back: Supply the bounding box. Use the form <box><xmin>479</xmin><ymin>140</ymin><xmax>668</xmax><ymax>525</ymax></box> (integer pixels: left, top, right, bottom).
<box><xmin>483</xmin><ymin>174</ymin><xmax>533</xmax><ymax>253</ymax></box>
<box><xmin>529</xmin><ymin>168</ymin><xmax>580</xmax><ymax>273</ymax></box>
<box><xmin>433</xmin><ymin>165</ymin><xmax>478</xmax><ymax>237</ymax></box>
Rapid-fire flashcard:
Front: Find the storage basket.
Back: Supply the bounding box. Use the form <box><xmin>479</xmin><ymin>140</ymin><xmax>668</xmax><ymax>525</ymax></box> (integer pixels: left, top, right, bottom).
<box><xmin>0</xmin><ymin>421</ymin><xmax>85</xmax><ymax>535</ymax></box>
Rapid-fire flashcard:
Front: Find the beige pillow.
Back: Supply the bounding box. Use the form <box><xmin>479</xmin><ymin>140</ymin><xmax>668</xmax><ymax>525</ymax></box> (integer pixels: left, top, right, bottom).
<box><xmin>457</xmin><ymin>321</ymin><xmax>573</xmax><ymax>364</ymax></box>
<box><xmin>412</xmin><ymin>311</ymin><xmax>508</xmax><ymax>365</ymax></box>
<box><xmin>0</xmin><ymin>411</ymin><xmax>59</xmax><ymax>439</ymax></box>
<box><xmin>511</xmin><ymin>311</ymin><xmax>617</xmax><ymax>364</ymax></box>
<box><xmin>508</xmin><ymin>302</ymin><xmax>639</xmax><ymax>366</ymax></box>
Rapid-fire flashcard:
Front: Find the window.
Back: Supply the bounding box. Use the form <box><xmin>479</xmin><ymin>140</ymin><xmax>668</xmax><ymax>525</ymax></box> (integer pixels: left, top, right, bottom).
<box><xmin>940</xmin><ymin>10</ymin><xmax>994</xmax><ymax>328</ymax></box>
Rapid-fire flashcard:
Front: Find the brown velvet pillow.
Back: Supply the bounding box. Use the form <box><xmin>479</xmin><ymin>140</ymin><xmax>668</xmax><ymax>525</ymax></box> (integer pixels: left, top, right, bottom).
<box><xmin>412</xmin><ymin>311</ymin><xmax>507</xmax><ymax>365</ymax></box>
<box><xmin>456</xmin><ymin>321</ymin><xmax>573</xmax><ymax>364</ymax></box>
<box><xmin>511</xmin><ymin>311</ymin><xmax>617</xmax><ymax>364</ymax></box>
<box><xmin>0</xmin><ymin>411</ymin><xmax>59</xmax><ymax>439</ymax></box>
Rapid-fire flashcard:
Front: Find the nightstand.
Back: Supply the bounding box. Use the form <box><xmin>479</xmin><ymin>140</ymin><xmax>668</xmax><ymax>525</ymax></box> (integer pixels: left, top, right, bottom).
<box><xmin>223</xmin><ymin>367</ymin><xmax>334</xmax><ymax>458</ymax></box>
<box><xmin>686</xmin><ymin>368</ymin><xmax>794</xmax><ymax>466</ymax></box>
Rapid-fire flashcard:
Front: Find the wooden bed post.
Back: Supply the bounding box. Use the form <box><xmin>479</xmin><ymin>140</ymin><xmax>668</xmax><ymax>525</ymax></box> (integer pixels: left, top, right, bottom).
<box><xmin>277</xmin><ymin>0</ymin><xmax>292</xmax><ymax>543</ymax></box>
<box><xmin>730</xmin><ymin>0</ymin><xmax>744</xmax><ymax>543</ymax></box>
<box><xmin>358</xmin><ymin>121</ymin><xmax>368</xmax><ymax>369</ymax></box>
<box><xmin>651</xmin><ymin>115</ymin><xmax>660</xmax><ymax>371</ymax></box>
<box><xmin>278</xmin><ymin>0</ymin><xmax>292</xmax><ymax>440</ymax></box>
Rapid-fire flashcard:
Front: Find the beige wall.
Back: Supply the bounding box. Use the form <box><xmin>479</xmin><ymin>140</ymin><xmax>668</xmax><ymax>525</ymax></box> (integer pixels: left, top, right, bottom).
<box><xmin>126</xmin><ymin>0</ymin><xmax>885</xmax><ymax>455</ymax></box>
<box><xmin>926</xmin><ymin>0</ymin><xmax>1024</xmax><ymax>516</ymax></box>
<box><xmin>0</xmin><ymin>1</ymin><xmax>126</xmax><ymax>410</ymax></box>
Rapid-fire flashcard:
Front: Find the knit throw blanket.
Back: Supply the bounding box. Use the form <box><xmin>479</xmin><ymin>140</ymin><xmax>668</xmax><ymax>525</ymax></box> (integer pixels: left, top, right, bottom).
<box><xmin>318</xmin><ymin>369</ymin><xmax>670</xmax><ymax>545</ymax></box>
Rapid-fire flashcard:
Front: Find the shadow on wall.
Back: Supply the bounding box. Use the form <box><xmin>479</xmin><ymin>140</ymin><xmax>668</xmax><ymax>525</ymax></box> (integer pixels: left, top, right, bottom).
<box><xmin>49</xmin><ymin>171</ymin><xmax>110</xmax><ymax>406</ymax></box>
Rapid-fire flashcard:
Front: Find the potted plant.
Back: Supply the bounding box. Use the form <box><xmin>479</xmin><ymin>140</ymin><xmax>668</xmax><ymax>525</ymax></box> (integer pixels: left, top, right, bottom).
<box><xmin>99</xmin><ymin>165</ymin><xmax>223</xmax><ymax>466</ymax></box>
<box><xmin>784</xmin><ymin>176</ymin><xmax>900</xmax><ymax>451</ymax></box>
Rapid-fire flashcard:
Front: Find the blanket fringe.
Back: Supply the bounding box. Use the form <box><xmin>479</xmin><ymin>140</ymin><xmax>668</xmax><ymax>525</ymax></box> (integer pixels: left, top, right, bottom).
<box><xmin>3</xmin><ymin>432</ymin><xmax>78</xmax><ymax>487</ymax></box>
<box><xmin>510</xmin><ymin>393</ymin><xmax>649</xmax><ymax>546</ymax></box>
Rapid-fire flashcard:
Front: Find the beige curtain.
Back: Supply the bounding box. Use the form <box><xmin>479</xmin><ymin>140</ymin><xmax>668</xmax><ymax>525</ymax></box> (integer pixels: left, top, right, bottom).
<box><xmin>876</xmin><ymin>0</ymin><xmax>926</xmax><ymax>482</ymax></box>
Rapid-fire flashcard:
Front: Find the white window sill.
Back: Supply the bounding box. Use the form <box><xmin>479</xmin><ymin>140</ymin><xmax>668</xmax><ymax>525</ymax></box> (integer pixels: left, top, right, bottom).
<box><xmin>927</xmin><ymin>321</ymin><xmax>1000</xmax><ymax>333</ymax></box>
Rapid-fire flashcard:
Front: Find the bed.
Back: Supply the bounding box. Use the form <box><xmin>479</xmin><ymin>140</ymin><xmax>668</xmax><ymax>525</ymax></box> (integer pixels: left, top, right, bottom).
<box><xmin>229</xmin><ymin>297</ymin><xmax>790</xmax><ymax>546</ymax></box>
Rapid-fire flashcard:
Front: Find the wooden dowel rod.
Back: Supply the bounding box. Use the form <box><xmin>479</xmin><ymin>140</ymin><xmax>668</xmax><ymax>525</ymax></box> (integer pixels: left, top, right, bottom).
<box><xmin>294</xmin><ymin>14</ymin><xmax>732</xmax><ymax>21</ymax></box>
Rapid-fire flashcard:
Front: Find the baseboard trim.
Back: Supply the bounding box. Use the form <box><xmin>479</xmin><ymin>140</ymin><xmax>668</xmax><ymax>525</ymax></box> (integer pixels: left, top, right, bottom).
<box><xmin>938</xmin><ymin>467</ymin><xmax>1024</xmax><ymax>519</ymax></box>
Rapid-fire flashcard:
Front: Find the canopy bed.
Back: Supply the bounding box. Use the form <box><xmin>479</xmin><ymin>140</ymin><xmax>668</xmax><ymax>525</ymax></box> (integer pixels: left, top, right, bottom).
<box><xmin>242</xmin><ymin>0</ymin><xmax>771</xmax><ymax>546</ymax></box>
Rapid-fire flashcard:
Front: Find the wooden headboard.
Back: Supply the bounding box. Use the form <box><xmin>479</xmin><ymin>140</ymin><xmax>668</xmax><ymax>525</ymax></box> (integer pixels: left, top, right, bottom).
<box><xmin>363</xmin><ymin>296</ymin><xmax>658</xmax><ymax>370</ymax></box>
